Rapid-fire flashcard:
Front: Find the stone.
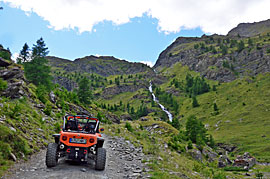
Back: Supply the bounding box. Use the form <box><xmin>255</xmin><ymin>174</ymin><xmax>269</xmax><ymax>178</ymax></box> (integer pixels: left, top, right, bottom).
<box><xmin>35</xmin><ymin>104</ymin><xmax>45</xmax><ymax>108</ymax></box>
<box><xmin>80</xmin><ymin>168</ymin><xmax>86</xmax><ymax>172</ymax></box>
<box><xmin>0</xmin><ymin>57</ymin><xmax>11</xmax><ymax>67</ymax></box>
<box><xmin>10</xmin><ymin>152</ymin><xmax>17</xmax><ymax>161</ymax></box>
<box><xmin>139</xmin><ymin>117</ymin><xmax>148</xmax><ymax>121</ymax></box>
<box><xmin>133</xmin><ymin>169</ymin><xmax>142</xmax><ymax>173</ymax></box>
<box><xmin>233</xmin><ymin>152</ymin><xmax>256</xmax><ymax>169</ymax></box>
<box><xmin>202</xmin><ymin>146</ymin><xmax>218</xmax><ymax>162</ymax></box>
<box><xmin>9</xmin><ymin>126</ymin><xmax>16</xmax><ymax>132</ymax></box>
<box><xmin>49</xmin><ymin>91</ymin><xmax>56</xmax><ymax>103</ymax></box>
<box><xmin>188</xmin><ymin>149</ymin><xmax>203</xmax><ymax>162</ymax></box>
<box><xmin>217</xmin><ymin>143</ymin><xmax>237</xmax><ymax>152</ymax></box>
<box><xmin>218</xmin><ymin>155</ymin><xmax>232</xmax><ymax>168</ymax></box>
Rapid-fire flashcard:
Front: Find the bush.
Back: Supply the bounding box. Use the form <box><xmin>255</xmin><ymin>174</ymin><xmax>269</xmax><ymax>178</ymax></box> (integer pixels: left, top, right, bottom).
<box><xmin>0</xmin><ymin>78</ymin><xmax>7</xmax><ymax>91</ymax></box>
<box><xmin>187</xmin><ymin>140</ymin><xmax>193</xmax><ymax>149</ymax></box>
<box><xmin>54</xmin><ymin>122</ymin><xmax>61</xmax><ymax>133</ymax></box>
<box><xmin>0</xmin><ymin>51</ymin><xmax>11</xmax><ymax>60</ymax></box>
<box><xmin>36</xmin><ymin>85</ymin><xmax>48</xmax><ymax>104</ymax></box>
<box><xmin>255</xmin><ymin>170</ymin><xmax>264</xmax><ymax>179</ymax></box>
<box><xmin>44</xmin><ymin>101</ymin><xmax>52</xmax><ymax>116</ymax></box>
<box><xmin>169</xmin><ymin>118</ymin><xmax>181</xmax><ymax>130</ymax></box>
<box><xmin>8</xmin><ymin>102</ymin><xmax>22</xmax><ymax>120</ymax></box>
<box><xmin>192</xmin><ymin>96</ymin><xmax>199</xmax><ymax>107</ymax></box>
<box><xmin>125</xmin><ymin>122</ymin><xmax>133</xmax><ymax>132</ymax></box>
<box><xmin>0</xmin><ymin>142</ymin><xmax>11</xmax><ymax>159</ymax></box>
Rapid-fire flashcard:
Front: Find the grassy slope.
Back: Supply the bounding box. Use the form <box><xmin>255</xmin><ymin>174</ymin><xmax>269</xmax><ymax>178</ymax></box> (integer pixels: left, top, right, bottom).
<box><xmin>0</xmin><ymin>96</ymin><xmax>56</xmax><ymax>176</ymax></box>
<box><xmin>103</xmin><ymin>119</ymin><xmax>242</xmax><ymax>179</ymax></box>
<box><xmin>159</xmin><ymin>62</ymin><xmax>270</xmax><ymax>162</ymax></box>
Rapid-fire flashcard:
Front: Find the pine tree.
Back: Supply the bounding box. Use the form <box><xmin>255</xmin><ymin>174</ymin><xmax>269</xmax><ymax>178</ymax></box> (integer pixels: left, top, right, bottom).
<box><xmin>171</xmin><ymin>118</ymin><xmax>181</xmax><ymax>130</ymax></box>
<box><xmin>192</xmin><ymin>96</ymin><xmax>199</xmax><ymax>107</ymax></box>
<box><xmin>17</xmin><ymin>43</ymin><xmax>30</xmax><ymax>64</ymax></box>
<box><xmin>186</xmin><ymin>115</ymin><xmax>207</xmax><ymax>144</ymax></box>
<box><xmin>77</xmin><ymin>77</ymin><xmax>92</xmax><ymax>104</ymax></box>
<box><xmin>23</xmin><ymin>38</ymin><xmax>52</xmax><ymax>88</ymax></box>
<box><xmin>213</xmin><ymin>103</ymin><xmax>218</xmax><ymax>111</ymax></box>
<box><xmin>32</xmin><ymin>37</ymin><xmax>49</xmax><ymax>57</ymax></box>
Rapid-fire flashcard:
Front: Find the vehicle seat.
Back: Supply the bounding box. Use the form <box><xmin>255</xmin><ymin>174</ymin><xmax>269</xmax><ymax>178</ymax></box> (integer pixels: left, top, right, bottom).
<box><xmin>84</xmin><ymin>123</ymin><xmax>96</xmax><ymax>134</ymax></box>
<box><xmin>66</xmin><ymin>120</ymin><xmax>78</xmax><ymax>131</ymax></box>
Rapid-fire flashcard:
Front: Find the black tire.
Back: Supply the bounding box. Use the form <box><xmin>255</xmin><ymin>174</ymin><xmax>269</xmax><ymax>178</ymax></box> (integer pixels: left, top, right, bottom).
<box><xmin>95</xmin><ymin>148</ymin><xmax>106</xmax><ymax>170</ymax></box>
<box><xmin>46</xmin><ymin>143</ymin><xmax>58</xmax><ymax>168</ymax></box>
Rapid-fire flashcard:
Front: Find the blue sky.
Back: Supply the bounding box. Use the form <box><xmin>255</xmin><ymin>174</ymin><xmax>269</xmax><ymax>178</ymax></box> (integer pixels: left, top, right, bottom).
<box><xmin>1</xmin><ymin>0</ymin><xmax>269</xmax><ymax>66</ymax></box>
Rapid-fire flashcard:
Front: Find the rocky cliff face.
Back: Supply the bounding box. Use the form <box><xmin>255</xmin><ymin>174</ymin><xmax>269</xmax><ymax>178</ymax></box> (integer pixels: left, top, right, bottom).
<box><xmin>47</xmin><ymin>55</ymin><xmax>154</xmax><ymax>91</ymax></box>
<box><xmin>154</xmin><ymin>21</ymin><xmax>270</xmax><ymax>82</ymax></box>
<box><xmin>47</xmin><ymin>55</ymin><xmax>152</xmax><ymax>77</ymax></box>
<box><xmin>0</xmin><ymin>58</ymin><xmax>32</xmax><ymax>99</ymax></box>
<box><xmin>228</xmin><ymin>19</ymin><xmax>270</xmax><ymax>37</ymax></box>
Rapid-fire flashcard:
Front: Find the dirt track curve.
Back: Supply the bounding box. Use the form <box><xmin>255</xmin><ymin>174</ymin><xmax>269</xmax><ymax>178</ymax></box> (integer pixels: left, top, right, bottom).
<box><xmin>3</xmin><ymin>134</ymin><xmax>150</xmax><ymax>179</ymax></box>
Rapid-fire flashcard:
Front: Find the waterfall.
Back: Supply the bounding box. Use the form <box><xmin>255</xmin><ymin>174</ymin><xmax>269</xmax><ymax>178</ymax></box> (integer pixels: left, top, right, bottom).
<box><xmin>149</xmin><ymin>81</ymin><xmax>173</xmax><ymax>122</ymax></box>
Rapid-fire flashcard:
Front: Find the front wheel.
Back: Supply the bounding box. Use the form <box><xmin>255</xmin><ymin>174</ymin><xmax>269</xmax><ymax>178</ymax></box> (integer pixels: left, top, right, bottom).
<box><xmin>46</xmin><ymin>143</ymin><xmax>58</xmax><ymax>168</ymax></box>
<box><xmin>95</xmin><ymin>148</ymin><xmax>106</xmax><ymax>170</ymax></box>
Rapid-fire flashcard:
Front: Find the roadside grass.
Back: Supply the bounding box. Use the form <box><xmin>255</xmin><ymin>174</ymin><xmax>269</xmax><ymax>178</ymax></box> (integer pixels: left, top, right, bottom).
<box><xmin>103</xmin><ymin>119</ymin><xmax>243</xmax><ymax>179</ymax></box>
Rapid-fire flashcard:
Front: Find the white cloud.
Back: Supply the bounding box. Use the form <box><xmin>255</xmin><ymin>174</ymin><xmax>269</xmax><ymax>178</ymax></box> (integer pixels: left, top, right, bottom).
<box><xmin>11</xmin><ymin>52</ymin><xmax>19</xmax><ymax>62</ymax></box>
<box><xmin>2</xmin><ymin>0</ymin><xmax>270</xmax><ymax>34</ymax></box>
<box><xmin>140</xmin><ymin>61</ymin><xmax>153</xmax><ymax>67</ymax></box>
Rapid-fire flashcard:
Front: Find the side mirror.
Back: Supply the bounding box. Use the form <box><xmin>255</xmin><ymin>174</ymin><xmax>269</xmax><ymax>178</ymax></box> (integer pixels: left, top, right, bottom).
<box><xmin>99</xmin><ymin>128</ymin><xmax>104</xmax><ymax>132</ymax></box>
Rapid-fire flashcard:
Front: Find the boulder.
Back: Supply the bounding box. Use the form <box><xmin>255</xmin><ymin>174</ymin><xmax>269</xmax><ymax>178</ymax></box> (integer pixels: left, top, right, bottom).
<box><xmin>121</xmin><ymin>114</ymin><xmax>132</xmax><ymax>121</ymax></box>
<box><xmin>202</xmin><ymin>146</ymin><xmax>218</xmax><ymax>162</ymax></box>
<box><xmin>0</xmin><ymin>57</ymin><xmax>11</xmax><ymax>67</ymax></box>
<box><xmin>188</xmin><ymin>149</ymin><xmax>203</xmax><ymax>162</ymax></box>
<box><xmin>49</xmin><ymin>91</ymin><xmax>56</xmax><ymax>103</ymax></box>
<box><xmin>217</xmin><ymin>143</ymin><xmax>237</xmax><ymax>152</ymax></box>
<box><xmin>218</xmin><ymin>155</ymin><xmax>232</xmax><ymax>167</ymax></box>
<box><xmin>233</xmin><ymin>152</ymin><xmax>256</xmax><ymax>169</ymax></box>
<box><xmin>9</xmin><ymin>152</ymin><xmax>17</xmax><ymax>161</ymax></box>
<box><xmin>0</xmin><ymin>67</ymin><xmax>24</xmax><ymax>81</ymax></box>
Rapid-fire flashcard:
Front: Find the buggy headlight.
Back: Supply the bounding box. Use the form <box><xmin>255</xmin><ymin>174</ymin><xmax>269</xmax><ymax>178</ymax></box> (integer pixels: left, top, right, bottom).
<box><xmin>62</xmin><ymin>136</ymin><xmax>67</xmax><ymax>141</ymax></box>
<box><xmin>89</xmin><ymin>138</ymin><xmax>95</xmax><ymax>143</ymax></box>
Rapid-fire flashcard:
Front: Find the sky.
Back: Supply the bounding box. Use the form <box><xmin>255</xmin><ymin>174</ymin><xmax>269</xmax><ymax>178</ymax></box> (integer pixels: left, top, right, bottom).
<box><xmin>0</xmin><ymin>0</ymin><xmax>270</xmax><ymax>67</ymax></box>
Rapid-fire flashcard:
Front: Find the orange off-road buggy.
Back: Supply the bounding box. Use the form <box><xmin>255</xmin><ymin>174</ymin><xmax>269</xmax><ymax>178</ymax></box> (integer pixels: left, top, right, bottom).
<box><xmin>45</xmin><ymin>115</ymin><xmax>106</xmax><ymax>170</ymax></box>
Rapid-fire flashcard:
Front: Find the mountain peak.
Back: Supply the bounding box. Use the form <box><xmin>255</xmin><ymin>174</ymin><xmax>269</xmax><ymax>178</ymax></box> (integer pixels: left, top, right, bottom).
<box><xmin>227</xmin><ymin>19</ymin><xmax>270</xmax><ymax>37</ymax></box>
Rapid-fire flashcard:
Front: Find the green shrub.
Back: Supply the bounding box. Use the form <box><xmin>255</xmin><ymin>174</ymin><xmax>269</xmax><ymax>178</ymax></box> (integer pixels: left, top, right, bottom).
<box><xmin>54</xmin><ymin>122</ymin><xmax>61</xmax><ymax>133</ymax></box>
<box><xmin>13</xmin><ymin>137</ymin><xmax>30</xmax><ymax>155</ymax></box>
<box><xmin>255</xmin><ymin>170</ymin><xmax>264</xmax><ymax>179</ymax></box>
<box><xmin>36</xmin><ymin>85</ymin><xmax>48</xmax><ymax>104</ymax></box>
<box><xmin>0</xmin><ymin>142</ymin><xmax>11</xmax><ymax>159</ymax></box>
<box><xmin>192</xmin><ymin>96</ymin><xmax>199</xmax><ymax>107</ymax></box>
<box><xmin>44</xmin><ymin>101</ymin><xmax>52</xmax><ymax>116</ymax></box>
<box><xmin>8</xmin><ymin>102</ymin><xmax>22</xmax><ymax>120</ymax></box>
<box><xmin>0</xmin><ymin>51</ymin><xmax>11</xmax><ymax>60</ymax></box>
<box><xmin>0</xmin><ymin>78</ymin><xmax>7</xmax><ymax>91</ymax></box>
<box><xmin>187</xmin><ymin>140</ymin><xmax>193</xmax><ymax>149</ymax></box>
<box><xmin>125</xmin><ymin>122</ymin><xmax>133</xmax><ymax>132</ymax></box>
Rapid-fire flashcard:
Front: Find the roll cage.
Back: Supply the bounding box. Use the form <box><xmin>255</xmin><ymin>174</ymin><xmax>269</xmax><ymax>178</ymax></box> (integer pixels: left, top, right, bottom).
<box><xmin>62</xmin><ymin>115</ymin><xmax>100</xmax><ymax>134</ymax></box>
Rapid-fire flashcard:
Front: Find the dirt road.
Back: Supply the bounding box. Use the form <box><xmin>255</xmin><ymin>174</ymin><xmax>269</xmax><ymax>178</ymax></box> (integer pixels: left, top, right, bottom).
<box><xmin>3</xmin><ymin>134</ymin><xmax>150</xmax><ymax>179</ymax></box>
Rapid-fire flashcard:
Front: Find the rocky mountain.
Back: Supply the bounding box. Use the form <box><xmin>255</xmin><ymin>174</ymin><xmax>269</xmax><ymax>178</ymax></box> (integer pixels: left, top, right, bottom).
<box><xmin>47</xmin><ymin>55</ymin><xmax>154</xmax><ymax>91</ymax></box>
<box><xmin>228</xmin><ymin>19</ymin><xmax>270</xmax><ymax>37</ymax></box>
<box><xmin>154</xmin><ymin>24</ymin><xmax>270</xmax><ymax>82</ymax></box>
<box><xmin>150</xmin><ymin>19</ymin><xmax>270</xmax><ymax>171</ymax></box>
<box><xmin>47</xmin><ymin>55</ymin><xmax>152</xmax><ymax>77</ymax></box>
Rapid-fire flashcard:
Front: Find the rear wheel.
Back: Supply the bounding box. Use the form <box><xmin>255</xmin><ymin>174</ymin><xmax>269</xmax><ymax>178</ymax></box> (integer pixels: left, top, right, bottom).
<box><xmin>46</xmin><ymin>143</ymin><xmax>58</xmax><ymax>168</ymax></box>
<box><xmin>95</xmin><ymin>148</ymin><xmax>106</xmax><ymax>170</ymax></box>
